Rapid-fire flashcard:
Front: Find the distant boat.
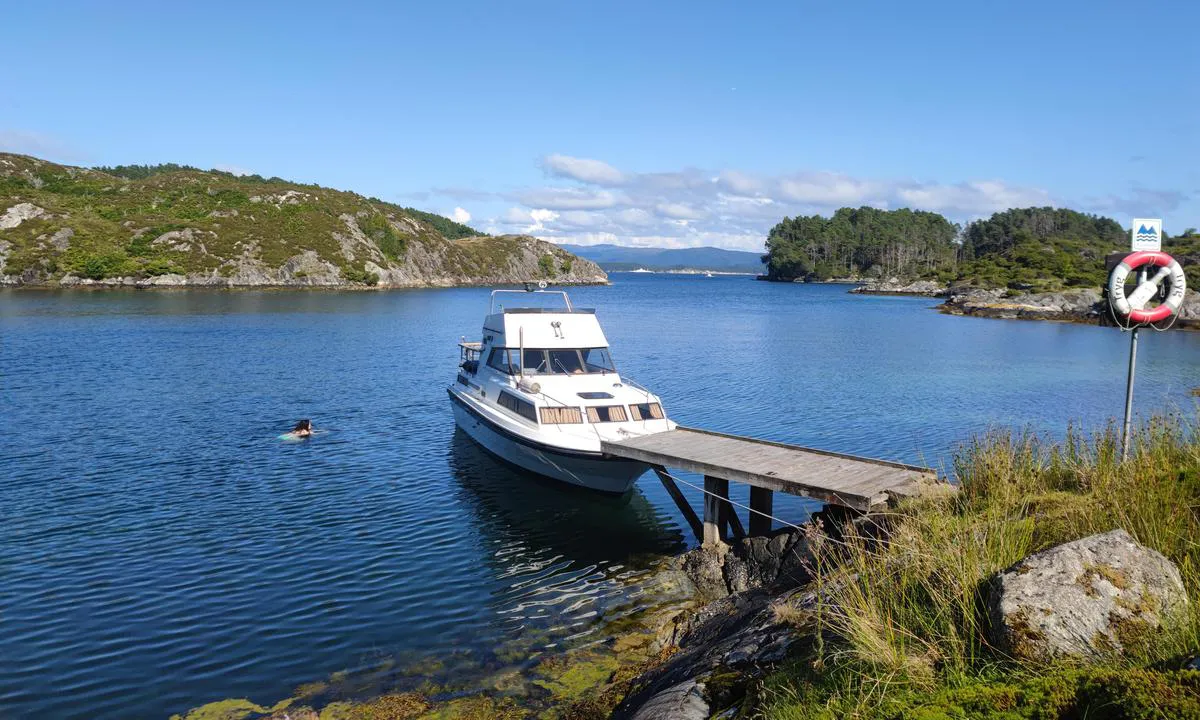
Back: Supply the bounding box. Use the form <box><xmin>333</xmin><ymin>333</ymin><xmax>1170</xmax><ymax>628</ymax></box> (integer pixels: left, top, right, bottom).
<box><xmin>704</xmin><ymin>271</ymin><xmax>714</xmax><ymax>278</ymax></box>
<box><xmin>630</xmin><ymin>267</ymin><xmax>654</xmax><ymax>273</ymax></box>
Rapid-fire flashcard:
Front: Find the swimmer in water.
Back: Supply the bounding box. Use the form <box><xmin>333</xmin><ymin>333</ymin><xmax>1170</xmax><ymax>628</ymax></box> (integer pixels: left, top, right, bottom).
<box><xmin>287</xmin><ymin>419</ymin><xmax>313</xmax><ymax>439</ymax></box>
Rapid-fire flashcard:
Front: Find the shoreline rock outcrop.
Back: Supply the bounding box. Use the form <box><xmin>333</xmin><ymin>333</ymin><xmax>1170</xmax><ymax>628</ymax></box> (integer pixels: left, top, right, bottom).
<box><xmin>849</xmin><ymin>277</ymin><xmax>948</xmax><ymax>296</ymax></box>
<box><xmin>940</xmin><ymin>286</ymin><xmax>1200</xmax><ymax>330</ymax></box>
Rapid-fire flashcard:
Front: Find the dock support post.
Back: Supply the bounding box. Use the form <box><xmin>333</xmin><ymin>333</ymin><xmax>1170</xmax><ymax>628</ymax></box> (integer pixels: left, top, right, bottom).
<box><xmin>653</xmin><ymin>466</ymin><xmax>704</xmax><ymax>544</ymax></box>
<box><xmin>724</xmin><ymin>495</ymin><xmax>746</xmax><ymax>540</ymax></box>
<box><xmin>703</xmin><ymin>476</ymin><xmax>728</xmax><ymax>545</ymax></box>
<box><xmin>749</xmin><ymin>487</ymin><xmax>774</xmax><ymax>536</ymax></box>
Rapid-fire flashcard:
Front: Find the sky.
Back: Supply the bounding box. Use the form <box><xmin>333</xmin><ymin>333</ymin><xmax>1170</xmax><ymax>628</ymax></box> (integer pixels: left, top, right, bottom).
<box><xmin>3</xmin><ymin>1</ymin><xmax>1198</xmax><ymax>251</ymax></box>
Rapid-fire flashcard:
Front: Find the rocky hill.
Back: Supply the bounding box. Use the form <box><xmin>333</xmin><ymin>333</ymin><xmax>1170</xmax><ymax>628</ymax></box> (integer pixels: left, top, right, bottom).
<box><xmin>0</xmin><ymin>154</ymin><xmax>606</xmax><ymax>288</ymax></box>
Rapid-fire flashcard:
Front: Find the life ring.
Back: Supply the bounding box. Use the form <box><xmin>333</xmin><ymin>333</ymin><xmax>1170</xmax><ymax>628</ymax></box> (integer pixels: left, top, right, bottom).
<box><xmin>1108</xmin><ymin>251</ymin><xmax>1187</xmax><ymax>324</ymax></box>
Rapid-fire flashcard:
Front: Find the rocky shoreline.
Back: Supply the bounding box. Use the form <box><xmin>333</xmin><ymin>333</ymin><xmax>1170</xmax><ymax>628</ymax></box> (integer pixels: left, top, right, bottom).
<box><xmin>850</xmin><ymin>277</ymin><xmax>1200</xmax><ymax>330</ymax></box>
<box><xmin>170</xmin><ymin>443</ymin><xmax>1200</xmax><ymax>720</ymax></box>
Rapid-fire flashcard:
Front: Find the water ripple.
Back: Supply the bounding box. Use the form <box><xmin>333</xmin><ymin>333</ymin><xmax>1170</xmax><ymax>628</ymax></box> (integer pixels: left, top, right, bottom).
<box><xmin>2</xmin><ymin>280</ymin><xmax>1198</xmax><ymax>718</ymax></box>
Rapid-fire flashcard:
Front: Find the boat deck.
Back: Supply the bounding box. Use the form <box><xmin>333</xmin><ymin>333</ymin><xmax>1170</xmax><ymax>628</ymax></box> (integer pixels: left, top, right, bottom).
<box><xmin>602</xmin><ymin>426</ymin><xmax>936</xmax><ymax>516</ymax></box>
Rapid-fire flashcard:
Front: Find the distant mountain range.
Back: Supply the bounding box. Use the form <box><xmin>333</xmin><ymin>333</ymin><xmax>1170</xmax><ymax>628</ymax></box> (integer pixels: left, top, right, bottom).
<box><xmin>560</xmin><ymin>243</ymin><xmax>765</xmax><ymax>273</ymax></box>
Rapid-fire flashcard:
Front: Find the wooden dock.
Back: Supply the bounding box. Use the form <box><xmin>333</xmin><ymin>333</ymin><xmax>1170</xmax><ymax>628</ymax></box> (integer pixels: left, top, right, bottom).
<box><xmin>601</xmin><ymin>426</ymin><xmax>937</xmax><ymax>544</ymax></box>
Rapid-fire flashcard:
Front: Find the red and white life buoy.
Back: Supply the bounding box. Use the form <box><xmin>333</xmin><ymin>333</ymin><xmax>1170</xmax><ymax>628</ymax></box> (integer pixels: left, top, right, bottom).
<box><xmin>1108</xmin><ymin>251</ymin><xmax>1188</xmax><ymax>324</ymax></box>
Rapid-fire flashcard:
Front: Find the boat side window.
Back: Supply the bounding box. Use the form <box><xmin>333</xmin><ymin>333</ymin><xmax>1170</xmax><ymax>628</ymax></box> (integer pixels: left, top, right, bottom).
<box><xmin>498</xmin><ymin>390</ymin><xmax>538</xmax><ymax>423</ymax></box>
<box><xmin>629</xmin><ymin>402</ymin><xmax>664</xmax><ymax>421</ymax></box>
<box><xmin>522</xmin><ymin>349</ymin><xmax>550</xmax><ymax>374</ymax></box>
<box><xmin>581</xmin><ymin>348</ymin><xmax>616</xmax><ymax>373</ymax></box>
<box><xmin>548</xmin><ymin>349</ymin><xmax>585</xmax><ymax>375</ymax></box>
<box><xmin>586</xmin><ymin>405</ymin><xmax>628</xmax><ymax>423</ymax></box>
<box><xmin>540</xmin><ymin>406</ymin><xmax>583</xmax><ymax>424</ymax></box>
<box><xmin>487</xmin><ymin>348</ymin><xmax>515</xmax><ymax>375</ymax></box>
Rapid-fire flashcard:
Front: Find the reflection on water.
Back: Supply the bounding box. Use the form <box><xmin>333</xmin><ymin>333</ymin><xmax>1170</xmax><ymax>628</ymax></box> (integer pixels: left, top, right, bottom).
<box><xmin>447</xmin><ymin>431</ymin><xmax>686</xmax><ymax>643</ymax></box>
<box><xmin>2</xmin><ymin>277</ymin><xmax>1199</xmax><ymax>719</ymax></box>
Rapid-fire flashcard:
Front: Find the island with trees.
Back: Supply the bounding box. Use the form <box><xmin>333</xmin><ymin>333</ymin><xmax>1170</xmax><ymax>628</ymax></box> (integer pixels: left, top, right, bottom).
<box><xmin>761</xmin><ymin>206</ymin><xmax>1200</xmax><ymax>327</ymax></box>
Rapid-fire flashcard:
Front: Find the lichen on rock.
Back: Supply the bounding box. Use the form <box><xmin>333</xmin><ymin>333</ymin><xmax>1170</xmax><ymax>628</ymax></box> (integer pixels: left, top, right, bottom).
<box><xmin>986</xmin><ymin>528</ymin><xmax>1188</xmax><ymax>661</ymax></box>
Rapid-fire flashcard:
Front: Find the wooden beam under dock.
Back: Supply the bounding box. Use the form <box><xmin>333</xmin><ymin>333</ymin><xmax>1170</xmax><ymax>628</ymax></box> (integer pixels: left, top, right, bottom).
<box><xmin>605</xmin><ymin>426</ymin><xmax>938</xmax><ymax>514</ymax></box>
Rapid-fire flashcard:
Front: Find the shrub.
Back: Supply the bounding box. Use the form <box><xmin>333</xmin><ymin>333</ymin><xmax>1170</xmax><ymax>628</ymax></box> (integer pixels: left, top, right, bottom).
<box><xmin>72</xmin><ymin>251</ymin><xmax>135</xmax><ymax>279</ymax></box>
<box><xmin>539</xmin><ymin>254</ymin><xmax>557</xmax><ymax>277</ymax></box>
<box><xmin>342</xmin><ymin>265</ymin><xmax>379</xmax><ymax>285</ymax></box>
<box><xmin>357</xmin><ymin>214</ymin><xmax>407</xmax><ymax>262</ymax></box>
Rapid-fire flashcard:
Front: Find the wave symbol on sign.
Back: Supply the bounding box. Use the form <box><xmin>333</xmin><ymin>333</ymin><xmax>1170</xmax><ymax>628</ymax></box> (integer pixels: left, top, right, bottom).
<box><xmin>1135</xmin><ymin>224</ymin><xmax>1158</xmax><ymax>240</ymax></box>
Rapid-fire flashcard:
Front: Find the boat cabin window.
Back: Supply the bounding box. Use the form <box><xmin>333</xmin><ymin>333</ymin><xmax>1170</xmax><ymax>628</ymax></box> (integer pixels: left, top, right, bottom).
<box><xmin>548</xmin><ymin>349</ymin><xmax>585</xmax><ymax>374</ymax></box>
<box><xmin>522</xmin><ymin>349</ymin><xmax>551</xmax><ymax>374</ymax></box>
<box><xmin>497</xmin><ymin>390</ymin><xmax>538</xmax><ymax>423</ymax></box>
<box><xmin>487</xmin><ymin>348</ymin><xmax>517</xmax><ymax>375</ymax></box>
<box><xmin>629</xmin><ymin>402</ymin><xmax>665</xmax><ymax>421</ymax></box>
<box><xmin>581</xmin><ymin>348</ymin><xmax>616</xmax><ymax>373</ymax></box>
<box><xmin>587</xmin><ymin>405</ymin><xmax>628</xmax><ymax>423</ymax></box>
<box><xmin>487</xmin><ymin>348</ymin><xmax>617</xmax><ymax>375</ymax></box>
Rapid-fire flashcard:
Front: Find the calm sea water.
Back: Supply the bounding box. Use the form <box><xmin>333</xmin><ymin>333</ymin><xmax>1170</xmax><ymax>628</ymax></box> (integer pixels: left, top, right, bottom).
<box><xmin>3</xmin><ymin>274</ymin><xmax>1198</xmax><ymax>719</ymax></box>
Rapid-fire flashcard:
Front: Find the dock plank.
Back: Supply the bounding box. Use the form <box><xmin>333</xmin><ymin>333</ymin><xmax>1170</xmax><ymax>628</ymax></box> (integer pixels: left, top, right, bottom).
<box><xmin>602</xmin><ymin>426</ymin><xmax>935</xmax><ymax>512</ymax></box>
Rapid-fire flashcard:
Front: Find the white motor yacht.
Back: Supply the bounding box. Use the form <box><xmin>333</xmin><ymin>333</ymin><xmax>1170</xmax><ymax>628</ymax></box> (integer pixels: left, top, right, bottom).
<box><xmin>448</xmin><ymin>286</ymin><xmax>676</xmax><ymax>493</ymax></box>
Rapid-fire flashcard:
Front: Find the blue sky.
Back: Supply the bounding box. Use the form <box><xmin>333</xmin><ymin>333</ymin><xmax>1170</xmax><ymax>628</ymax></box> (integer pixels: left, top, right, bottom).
<box><xmin>3</xmin><ymin>1</ymin><xmax>1197</xmax><ymax>250</ymax></box>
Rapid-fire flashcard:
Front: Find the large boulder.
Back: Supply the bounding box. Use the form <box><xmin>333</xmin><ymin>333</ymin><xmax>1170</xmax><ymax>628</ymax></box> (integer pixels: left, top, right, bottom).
<box><xmin>987</xmin><ymin>529</ymin><xmax>1187</xmax><ymax>660</ymax></box>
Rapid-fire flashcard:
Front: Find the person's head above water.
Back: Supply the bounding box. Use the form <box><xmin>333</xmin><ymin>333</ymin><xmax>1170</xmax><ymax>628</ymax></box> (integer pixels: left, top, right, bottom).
<box><xmin>292</xmin><ymin>419</ymin><xmax>313</xmax><ymax>435</ymax></box>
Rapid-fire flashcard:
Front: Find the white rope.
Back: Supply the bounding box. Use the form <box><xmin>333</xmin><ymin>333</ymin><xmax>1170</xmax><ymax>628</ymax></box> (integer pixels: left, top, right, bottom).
<box><xmin>656</xmin><ymin>466</ymin><xmax>809</xmax><ymax>533</ymax></box>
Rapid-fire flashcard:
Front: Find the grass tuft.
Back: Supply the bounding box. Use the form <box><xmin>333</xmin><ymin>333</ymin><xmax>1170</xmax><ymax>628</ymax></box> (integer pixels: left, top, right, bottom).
<box><xmin>760</xmin><ymin>415</ymin><xmax>1200</xmax><ymax>719</ymax></box>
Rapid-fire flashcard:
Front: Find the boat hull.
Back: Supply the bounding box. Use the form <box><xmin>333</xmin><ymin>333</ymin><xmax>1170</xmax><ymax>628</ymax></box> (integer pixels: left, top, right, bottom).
<box><xmin>450</xmin><ymin>396</ymin><xmax>647</xmax><ymax>494</ymax></box>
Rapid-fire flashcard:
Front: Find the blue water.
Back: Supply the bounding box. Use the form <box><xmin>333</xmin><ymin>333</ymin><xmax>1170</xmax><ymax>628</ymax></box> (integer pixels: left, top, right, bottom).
<box><xmin>2</xmin><ymin>274</ymin><xmax>1198</xmax><ymax>719</ymax></box>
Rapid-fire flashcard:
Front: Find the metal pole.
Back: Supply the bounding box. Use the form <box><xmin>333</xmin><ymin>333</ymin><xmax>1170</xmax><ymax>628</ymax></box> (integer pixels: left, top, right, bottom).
<box><xmin>1121</xmin><ymin>326</ymin><xmax>1138</xmax><ymax>462</ymax></box>
<box><xmin>1121</xmin><ymin>266</ymin><xmax>1145</xmax><ymax>462</ymax></box>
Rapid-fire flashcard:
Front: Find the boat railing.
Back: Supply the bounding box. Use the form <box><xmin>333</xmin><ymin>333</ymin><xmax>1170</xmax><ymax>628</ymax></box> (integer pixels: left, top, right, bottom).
<box><xmin>489</xmin><ymin>287</ymin><xmax>573</xmax><ymax>314</ymax></box>
<box><xmin>616</xmin><ymin>373</ymin><xmax>655</xmax><ymax>401</ymax></box>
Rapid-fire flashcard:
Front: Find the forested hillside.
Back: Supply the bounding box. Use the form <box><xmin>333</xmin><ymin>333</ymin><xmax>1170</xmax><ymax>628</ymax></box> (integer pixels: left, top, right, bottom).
<box><xmin>0</xmin><ymin>154</ymin><xmax>605</xmax><ymax>288</ymax></box>
<box><xmin>763</xmin><ymin>205</ymin><xmax>1197</xmax><ymax>291</ymax></box>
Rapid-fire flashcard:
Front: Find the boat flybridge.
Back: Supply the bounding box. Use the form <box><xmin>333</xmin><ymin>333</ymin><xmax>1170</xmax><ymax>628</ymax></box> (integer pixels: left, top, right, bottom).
<box><xmin>448</xmin><ymin>285</ymin><xmax>676</xmax><ymax>493</ymax></box>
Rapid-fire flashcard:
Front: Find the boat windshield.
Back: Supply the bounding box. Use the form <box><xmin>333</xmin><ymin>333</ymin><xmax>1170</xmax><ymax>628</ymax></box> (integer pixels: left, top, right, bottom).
<box><xmin>488</xmin><ymin>347</ymin><xmax>617</xmax><ymax>375</ymax></box>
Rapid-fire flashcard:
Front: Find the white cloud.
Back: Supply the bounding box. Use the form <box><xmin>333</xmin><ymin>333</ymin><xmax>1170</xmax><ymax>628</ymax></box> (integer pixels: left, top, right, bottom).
<box><xmin>435</xmin><ymin>155</ymin><xmax>1081</xmax><ymax>252</ymax></box>
<box><xmin>542</xmin><ymin>154</ymin><xmax>625</xmax><ymax>185</ymax></box>
<box><xmin>451</xmin><ymin>206</ymin><xmax>472</xmax><ymax>223</ymax></box>
<box><xmin>514</xmin><ymin>187</ymin><xmax>620</xmax><ymax>210</ymax></box>
<box><xmin>777</xmin><ymin>173</ymin><xmax>874</xmax><ymax>205</ymax></box>
<box><xmin>894</xmin><ymin>180</ymin><xmax>1052</xmax><ymax>215</ymax></box>
<box><xmin>501</xmin><ymin>207</ymin><xmax>533</xmax><ymax>224</ymax></box>
<box><xmin>717</xmin><ymin>170</ymin><xmax>764</xmax><ymax>195</ymax></box>
<box><xmin>655</xmin><ymin>202</ymin><xmax>708</xmax><ymax>220</ymax></box>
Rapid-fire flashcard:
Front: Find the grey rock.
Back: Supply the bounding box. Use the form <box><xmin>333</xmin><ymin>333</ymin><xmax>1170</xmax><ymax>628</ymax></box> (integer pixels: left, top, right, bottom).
<box><xmin>0</xmin><ymin>202</ymin><xmax>47</xmax><ymax>229</ymax></box>
<box><xmin>628</xmin><ymin>680</ymin><xmax>709</xmax><ymax>720</ymax></box>
<box><xmin>48</xmin><ymin>227</ymin><xmax>74</xmax><ymax>251</ymax></box>
<box><xmin>614</xmin><ymin>586</ymin><xmax>813</xmax><ymax>718</ymax></box>
<box><xmin>851</xmin><ymin>278</ymin><xmax>948</xmax><ymax>297</ymax></box>
<box><xmin>987</xmin><ymin>529</ymin><xmax>1187</xmax><ymax>661</ymax></box>
<box><xmin>676</xmin><ymin>529</ymin><xmax>812</xmax><ymax>601</ymax></box>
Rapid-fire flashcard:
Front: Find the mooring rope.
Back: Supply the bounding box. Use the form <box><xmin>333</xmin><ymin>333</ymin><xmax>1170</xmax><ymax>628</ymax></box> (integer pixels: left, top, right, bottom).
<box><xmin>655</xmin><ymin>466</ymin><xmax>808</xmax><ymax>533</ymax></box>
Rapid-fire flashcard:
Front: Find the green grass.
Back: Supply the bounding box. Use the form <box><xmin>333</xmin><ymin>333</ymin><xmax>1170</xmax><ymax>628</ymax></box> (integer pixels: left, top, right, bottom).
<box><xmin>757</xmin><ymin>416</ymin><xmax>1200</xmax><ymax>719</ymax></box>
